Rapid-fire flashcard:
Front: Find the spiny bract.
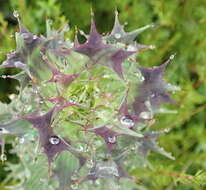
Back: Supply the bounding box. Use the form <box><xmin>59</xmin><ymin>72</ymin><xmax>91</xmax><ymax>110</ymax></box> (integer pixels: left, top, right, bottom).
<box><xmin>0</xmin><ymin>11</ymin><xmax>177</xmax><ymax>190</ymax></box>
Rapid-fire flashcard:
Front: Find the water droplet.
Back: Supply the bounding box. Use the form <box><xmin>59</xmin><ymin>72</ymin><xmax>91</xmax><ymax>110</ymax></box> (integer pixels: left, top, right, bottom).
<box><xmin>58</xmin><ymin>40</ymin><xmax>63</xmax><ymax>45</ymax></box>
<box><xmin>170</xmin><ymin>54</ymin><xmax>175</xmax><ymax>60</ymax></box>
<box><xmin>94</xmin><ymin>179</ymin><xmax>100</xmax><ymax>185</ymax></box>
<box><xmin>79</xmin><ymin>30</ymin><xmax>88</xmax><ymax>38</ymax></box>
<box><xmin>139</xmin><ymin>112</ymin><xmax>151</xmax><ymax>119</ymax></box>
<box><xmin>164</xmin><ymin>128</ymin><xmax>170</xmax><ymax>133</ymax></box>
<box><xmin>131</xmin><ymin>145</ymin><xmax>137</xmax><ymax>151</ymax></box>
<box><xmin>9</xmin><ymin>50</ymin><xmax>15</xmax><ymax>54</ymax></box>
<box><xmin>149</xmin><ymin>45</ymin><xmax>156</xmax><ymax>49</ymax></box>
<box><xmin>106</xmin><ymin>125</ymin><xmax>113</xmax><ymax>129</ymax></box>
<box><xmin>166</xmin><ymin>83</ymin><xmax>181</xmax><ymax>91</ymax></box>
<box><xmin>114</xmin><ymin>33</ymin><xmax>121</xmax><ymax>39</ymax></box>
<box><xmin>0</xmin><ymin>154</ymin><xmax>7</xmax><ymax>162</ymax></box>
<box><xmin>70</xmin><ymin>96</ymin><xmax>78</xmax><ymax>104</ymax></box>
<box><xmin>139</xmin><ymin>75</ymin><xmax>145</xmax><ymax>82</ymax></box>
<box><xmin>39</xmin><ymin>100</ymin><xmax>44</xmax><ymax>105</ymax></box>
<box><xmin>14</xmin><ymin>61</ymin><xmax>25</xmax><ymax>68</ymax></box>
<box><xmin>33</xmin><ymin>90</ymin><xmax>38</xmax><ymax>94</ymax></box>
<box><xmin>124</xmin><ymin>21</ymin><xmax>128</xmax><ymax>26</ymax></box>
<box><xmin>47</xmin><ymin>19</ymin><xmax>53</xmax><ymax>25</ymax></box>
<box><xmin>108</xmin><ymin>136</ymin><xmax>116</xmax><ymax>144</ymax></box>
<box><xmin>1</xmin><ymin>75</ymin><xmax>7</xmax><ymax>79</ymax></box>
<box><xmin>0</xmin><ymin>128</ymin><xmax>9</xmax><ymax>134</ymax></box>
<box><xmin>33</xmin><ymin>35</ymin><xmax>38</xmax><ymax>40</ymax></box>
<box><xmin>71</xmin><ymin>183</ymin><xmax>78</xmax><ymax>190</ymax></box>
<box><xmin>49</xmin><ymin>136</ymin><xmax>60</xmax><ymax>145</ymax></box>
<box><xmin>97</xmin><ymin>162</ymin><xmax>119</xmax><ymax>177</ymax></box>
<box><xmin>53</xmin><ymin>74</ymin><xmax>63</xmax><ymax>81</ymax></box>
<box><xmin>19</xmin><ymin>137</ymin><xmax>25</xmax><ymax>144</ymax></box>
<box><xmin>120</xmin><ymin>116</ymin><xmax>135</xmax><ymax>128</ymax></box>
<box><xmin>127</xmin><ymin>44</ymin><xmax>137</xmax><ymax>51</ymax></box>
<box><xmin>21</xmin><ymin>33</ymin><xmax>30</xmax><ymax>39</ymax></box>
<box><xmin>77</xmin><ymin>145</ymin><xmax>84</xmax><ymax>151</ymax></box>
<box><xmin>13</xmin><ymin>10</ymin><xmax>19</xmax><ymax>18</ymax></box>
<box><xmin>86</xmin><ymin>159</ymin><xmax>94</xmax><ymax>168</ymax></box>
<box><xmin>9</xmin><ymin>94</ymin><xmax>15</xmax><ymax>100</ymax></box>
<box><xmin>71</xmin><ymin>173</ymin><xmax>78</xmax><ymax>181</ymax></box>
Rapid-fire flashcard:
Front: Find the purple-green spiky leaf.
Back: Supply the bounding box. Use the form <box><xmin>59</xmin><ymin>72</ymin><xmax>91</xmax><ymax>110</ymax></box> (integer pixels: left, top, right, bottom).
<box><xmin>105</xmin><ymin>10</ymin><xmax>154</xmax><ymax>44</ymax></box>
<box><xmin>74</xmin><ymin>19</ymin><xmax>109</xmax><ymax>58</ymax></box>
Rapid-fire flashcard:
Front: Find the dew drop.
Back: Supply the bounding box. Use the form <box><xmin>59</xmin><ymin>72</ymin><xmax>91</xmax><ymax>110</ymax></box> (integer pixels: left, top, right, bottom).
<box><xmin>0</xmin><ymin>154</ymin><xmax>7</xmax><ymax>162</ymax></box>
<box><xmin>164</xmin><ymin>128</ymin><xmax>170</xmax><ymax>133</ymax></box>
<box><xmin>149</xmin><ymin>45</ymin><xmax>156</xmax><ymax>49</ymax></box>
<box><xmin>33</xmin><ymin>35</ymin><xmax>38</xmax><ymax>40</ymax></box>
<box><xmin>108</xmin><ymin>136</ymin><xmax>116</xmax><ymax>144</ymax></box>
<box><xmin>49</xmin><ymin>136</ymin><xmax>60</xmax><ymax>145</ymax></box>
<box><xmin>0</xmin><ymin>128</ymin><xmax>9</xmax><ymax>134</ymax></box>
<box><xmin>120</xmin><ymin>116</ymin><xmax>135</xmax><ymax>128</ymax></box>
<box><xmin>114</xmin><ymin>33</ymin><xmax>121</xmax><ymax>39</ymax></box>
<box><xmin>47</xmin><ymin>19</ymin><xmax>53</xmax><ymax>25</ymax></box>
<box><xmin>139</xmin><ymin>112</ymin><xmax>151</xmax><ymax>119</ymax></box>
<box><xmin>86</xmin><ymin>159</ymin><xmax>94</xmax><ymax>168</ymax></box>
<box><xmin>58</xmin><ymin>40</ymin><xmax>63</xmax><ymax>45</ymax></box>
<box><xmin>1</xmin><ymin>75</ymin><xmax>7</xmax><ymax>79</ymax></box>
<box><xmin>19</xmin><ymin>137</ymin><xmax>25</xmax><ymax>144</ymax></box>
<box><xmin>21</xmin><ymin>33</ymin><xmax>30</xmax><ymax>39</ymax></box>
<box><xmin>94</xmin><ymin>179</ymin><xmax>100</xmax><ymax>185</ymax></box>
<box><xmin>71</xmin><ymin>172</ymin><xmax>78</xmax><ymax>181</ymax></box>
<box><xmin>124</xmin><ymin>21</ymin><xmax>128</xmax><ymax>26</ymax></box>
<box><xmin>53</xmin><ymin>74</ymin><xmax>63</xmax><ymax>81</ymax></box>
<box><xmin>127</xmin><ymin>44</ymin><xmax>137</xmax><ymax>51</ymax></box>
<box><xmin>170</xmin><ymin>54</ymin><xmax>175</xmax><ymax>60</ymax></box>
<box><xmin>13</xmin><ymin>10</ymin><xmax>19</xmax><ymax>18</ymax></box>
<box><xmin>70</xmin><ymin>96</ymin><xmax>78</xmax><ymax>104</ymax></box>
<box><xmin>33</xmin><ymin>89</ymin><xmax>38</xmax><ymax>94</ymax></box>
<box><xmin>106</xmin><ymin>125</ymin><xmax>113</xmax><ymax>129</ymax></box>
<box><xmin>39</xmin><ymin>100</ymin><xmax>44</xmax><ymax>105</ymax></box>
<box><xmin>9</xmin><ymin>94</ymin><xmax>15</xmax><ymax>100</ymax></box>
<box><xmin>71</xmin><ymin>183</ymin><xmax>78</xmax><ymax>190</ymax></box>
<box><xmin>14</xmin><ymin>61</ymin><xmax>25</xmax><ymax>68</ymax></box>
<box><xmin>79</xmin><ymin>30</ymin><xmax>88</xmax><ymax>38</ymax></box>
<box><xmin>131</xmin><ymin>145</ymin><xmax>137</xmax><ymax>151</ymax></box>
<box><xmin>139</xmin><ymin>75</ymin><xmax>145</xmax><ymax>82</ymax></box>
<box><xmin>9</xmin><ymin>50</ymin><xmax>15</xmax><ymax>54</ymax></box>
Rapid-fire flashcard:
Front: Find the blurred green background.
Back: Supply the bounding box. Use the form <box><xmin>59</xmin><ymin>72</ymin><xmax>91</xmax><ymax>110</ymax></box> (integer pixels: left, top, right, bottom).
<box><xmin>0</xmin><ymin>0</ymin><xmax>206</xmax><ymax>189</ymax></box>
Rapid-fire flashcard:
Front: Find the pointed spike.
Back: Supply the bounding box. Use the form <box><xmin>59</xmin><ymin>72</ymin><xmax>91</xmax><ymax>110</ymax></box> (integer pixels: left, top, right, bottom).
<box><xmin>110</xmin><ymin>49</ymin><xmax>136</xmax><ymax>79</ymax></box>
<box><xmin>113</xmin><ymin>10</ymin><xmax>125</xmax><ymax>35</ymax></box>
<box><xmin>114</xmin><ymin>9</ymin><xmax>121</xmax><ymax>27</ymax></box>
<box><xmin>169</xmin><ymin>53</ymin><xmax>176</xmax><ymax>60</ymax></box>
<box><xmin>79</xmin><ymin>30</ymin><xmax>88</xmax><ymax>39</ymax></box>
<box><xmin>90</xmin><ymin>7</ymin><xmax>94</xmax><ymax>18</ymax></box>
<box><xmin>149</xmin><ymin>45</ymin><xmax>156</xmax><ymax>49</ymax></box>
<box><xmin>118</xmin><ymin>89</ymin><xmax>129</xmax><ymax>114</ymax></box>
<box><xmin>164</xmin><ymin>54</ymin><xmax>176</xmax><ymax>66</ymax></box>
<box><xmin>90</xmin><ymin>18</ymin><xmax>98</xmax><ymax>36</ymax></box>
<box><xmin>128</xmin><ymin>23</ymin><xmax>155</xmax><ymax>36</ymax></box>
<box><xmin>13</xmin><ymin>11</ymin><xmax>29</xmax><ymax>34</ymax></box>
<box><xmin>73</xmin><ymin>28</ymin><xmax>80</xmax><ymax>48</ymax></box>
<box><xmin>13</xmin><ymin>10</ymin><xmax>19</xmax><ymax>18</ymax></box>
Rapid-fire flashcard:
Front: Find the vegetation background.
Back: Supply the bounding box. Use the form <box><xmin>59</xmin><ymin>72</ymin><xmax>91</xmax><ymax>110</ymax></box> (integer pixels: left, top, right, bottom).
<box><xmin>0</xmin><ymin>0</ymin><xmax>206</xmax><ymax>189</ymax></box>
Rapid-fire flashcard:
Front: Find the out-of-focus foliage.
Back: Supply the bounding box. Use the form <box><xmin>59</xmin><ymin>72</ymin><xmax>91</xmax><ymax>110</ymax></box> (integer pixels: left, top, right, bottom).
<box><xmin>0</xmin><ymin>0</ymin><xmax>206</xmax><ymax>190</ymax></box>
